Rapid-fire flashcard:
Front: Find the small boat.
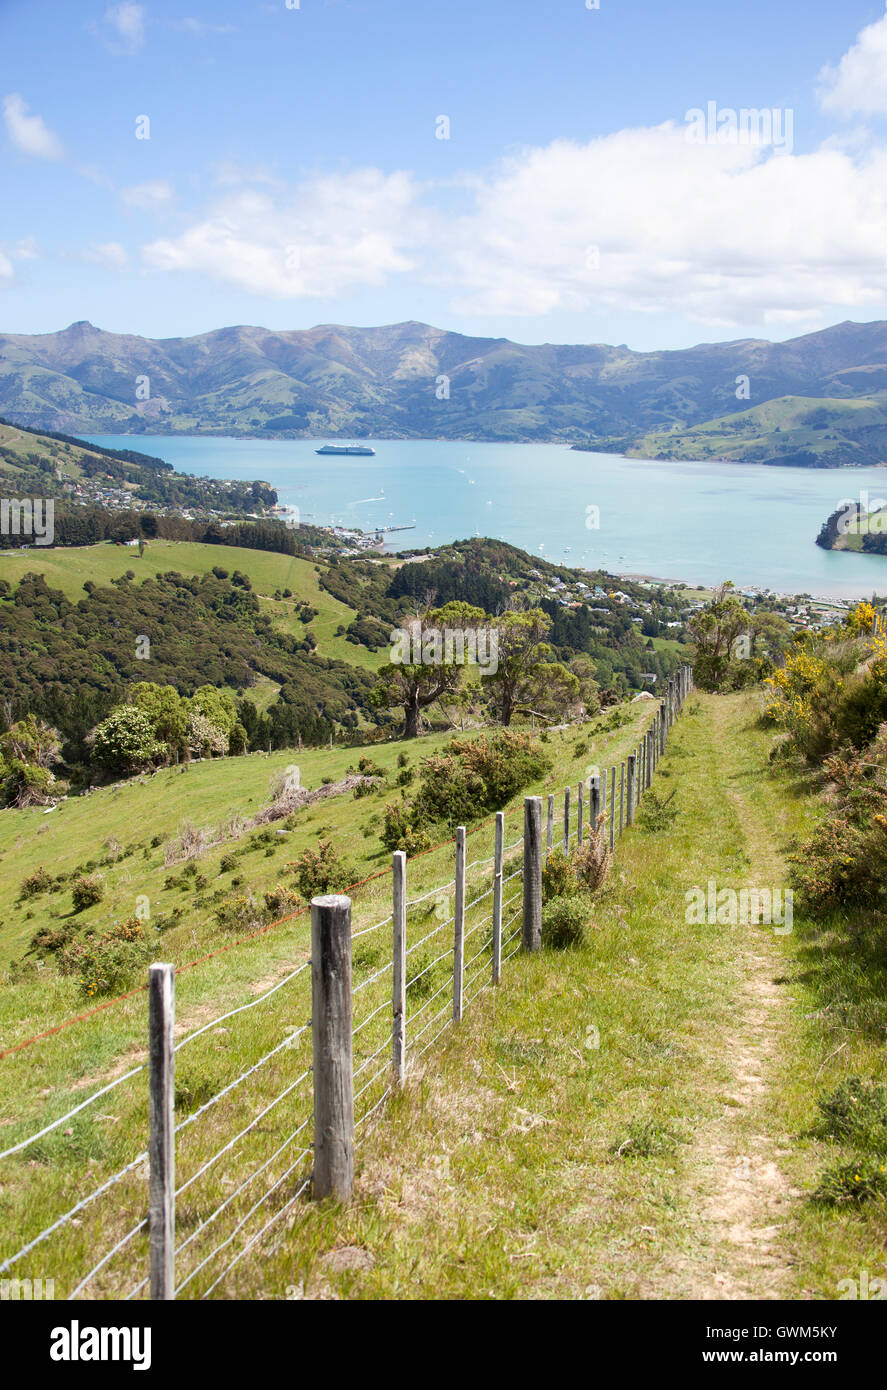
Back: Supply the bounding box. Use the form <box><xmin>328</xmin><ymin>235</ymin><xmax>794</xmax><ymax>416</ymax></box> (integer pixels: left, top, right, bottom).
<box><xmin>315</xmin><ymin>443</ymin><xmax>376</xmax><ymax>456</ymax></box>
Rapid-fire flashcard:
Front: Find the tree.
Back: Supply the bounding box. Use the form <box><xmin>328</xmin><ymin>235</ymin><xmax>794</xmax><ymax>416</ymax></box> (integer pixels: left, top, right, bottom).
<box><xmin>91</xmin><ymin>706</ymin><xmax>166</xmax><ymax>773</ymax></box>
<box><xmin>0</xmin><ymin>716</ymin><xmax>67</xmax><ymax>807</ymax></box>
<box><xmin>371</xmin><ymin>601</ymin><xmax>488</xmax><ymax>738</ymax></box>
<box><xmin>688</xmin><ymin>584</ymin><xmax>752</xmax><ymax>692</ymax></box>
<box><xmin>487</xmin><ymin>609</ymin><xmax>572</xmax><ymax>726</ymax></box>
<box><xmin>187</xmin><ymin>685</ymin><xmax>237</xmax><ymax>736</ymax></box>
<box><xmin>568</xmin><ymin>654</ymin><xmax>601</xmax><ymax>718</ymax></box>
<box><xmin>130</xmin><ymin>683</ymin><xmax>189</xmax><ymax>759</ymax></box>
<box><xmin>187</xmin><ymin>710</ymin><xmax>228</xmax><ymax>757</ymax></box>
<box><xmin>690</xmin><ymin>584</ymin><xmax>792</xmax><ymax>692</ymax></box>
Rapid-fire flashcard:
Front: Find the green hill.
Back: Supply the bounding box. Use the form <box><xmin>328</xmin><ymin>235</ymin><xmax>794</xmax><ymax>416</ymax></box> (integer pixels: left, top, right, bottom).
<box><xmin>610</xmin><ymin>394</ymin><xmax>887</xmax><ymax>468</ymax></box>
<box><xmin>0</xmin><ymin>539</ymin><xmax>379</xmax><ymax>672</ymax></box>
<box><xmin>8</xmin><ymin>316</ymin><xmax>887</xmax><ymax>452</ymax></box>
<box><xmin>0</xmin><ymin>418</ymin><xmax>275</xmax><ymax>514</ymax></box>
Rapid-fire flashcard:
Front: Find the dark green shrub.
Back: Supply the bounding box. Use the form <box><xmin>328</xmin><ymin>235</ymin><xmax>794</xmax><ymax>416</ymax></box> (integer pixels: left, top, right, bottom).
<box><xmin>214</xmin><ymin>894</ymin><xmax>264</xmax><ymax>932</ymax></box>
<box><xmin>541</xmin><ymin>894</ymin><xmax>588</xmax><ymax>949</ymax></box>
<box><xmin>71</xmin><ymin>874</ymin><xmax>105</xmax><ymax>912</ymax></box>
<box><xmin>58</xmin><ymin>919</ymin><xmax>151</xmax><ymax>996</ymax></box>
<box><xmin>816</xmin><ymin>1077</ymin><xmax>887</xmax><ymax>1151</ymax></box>
<box><xmin>380</xmin><ymin>802</ymin><xmax>431</xmax><ymax>855</ymax></box>
<box><xmin>288</xmin><ymin>841</ymin><xmax>355</xmax><ymax>900</ymax></box>
<box><xmin>541</xmin><ymin>849</ymin><xmax>575</xmax><ymax>903</ymax></box>
<box><xmin>813</xmin><ymin>1155</ymin><xmax>887</xmax><ymax>1206</ymax></box>
<box><xmin>20</xmin><ymin>866</ymin><xmax>52</xmax><ymax>898</ymax></box>
<box><xmin>263</xmin><ymin>884</ymin><xmax>300</xmax><ymax>917</ymax></box>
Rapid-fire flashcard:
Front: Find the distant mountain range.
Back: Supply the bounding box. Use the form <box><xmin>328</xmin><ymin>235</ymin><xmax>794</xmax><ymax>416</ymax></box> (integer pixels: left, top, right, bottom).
<box><xmin>5</xmin><ymin>317</ymin><xmax>887</xmax><ymax>465</ymax></box>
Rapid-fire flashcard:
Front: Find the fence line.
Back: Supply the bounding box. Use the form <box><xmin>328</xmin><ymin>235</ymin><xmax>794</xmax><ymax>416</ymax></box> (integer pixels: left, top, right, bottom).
<box><xmin>0</xmin><ymin>666</ymin><xmax>694</xmax><ymax>1300</ymax></box>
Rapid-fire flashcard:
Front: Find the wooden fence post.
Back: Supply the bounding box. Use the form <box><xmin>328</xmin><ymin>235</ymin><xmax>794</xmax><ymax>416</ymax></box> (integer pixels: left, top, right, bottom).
<box><xmin>577</xmin><ymin>781</ymin><xmax>584</xmax><ymax>849</ymax></box>
<box><xmin>149</xmin><ymin>962</ymin><xmax>175</xmax><ymax>1301</ymax></box>
<box><xmin>546</xmin><ymin>793</ymin><xmax>554</xmax><ymax>857</ymax></box>
<box><xmin>626</xmin><ymin>754</ymin><xmax>636</xmax><ymax>826</ymax></box>
<box><xmin>392</xmin><ymin>851</ymin><xmax>406</xmax><ymax>1084</ymax></box>
<box><xmin>492</xmin><ymin>812</ymin><xmax>504</xmax><ymax>985</ymax></box>
<box><xmin>619</xmin><ymin>761</ymin><xmax>625</xmax><ymax>835</ymax></box>
<box><xmin>311</xmin><ymin>894</ymin><xmax>354</xmax><ymax>1201</ymax></box>
<box><xmin>609</xmin><ymin>765</ymin><xmax>616</xmax><ymax>850</ymax></box>
<box><xmin>601</xmin><ymin>767</ymin><xmax>607</xmax><ymax>830</ymax></box>
<box><xmin>563</xmin><ymin>786</ymin><xmax>570</xmax><ymax>852</ymax></box>
<box><xmin>523</xmin><ymin>796</ymin><xmax>542</xmax><ymax>952</ymax></box>
<box><xmin>590</xmin><ymin>773</ymin><xmax>601</xmax><ymax>832</ymax></box>
<box><xmin>453</xmin><ymin>826</ymin><xmax>466</xmax><ymax>1021</ymax></box>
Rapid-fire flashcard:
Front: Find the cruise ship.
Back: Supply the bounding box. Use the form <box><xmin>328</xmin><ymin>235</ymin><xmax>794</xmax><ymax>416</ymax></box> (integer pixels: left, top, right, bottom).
<box><xmin>315</xmin><ymin>443</ymin><xmax>376</xmax><ymax>457</ymax></box>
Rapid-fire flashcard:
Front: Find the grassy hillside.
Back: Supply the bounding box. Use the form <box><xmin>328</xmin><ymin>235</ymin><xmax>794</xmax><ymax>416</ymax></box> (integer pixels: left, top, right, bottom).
<box><xmin>0</xmin><ymin>419</ymin><xmax>273</xmax><ymax>514</ymax></box>
<box><xmin>624</xmin><ymin>394</ymin><xmax>887</xmax><ymax>467</ymax></box>
<box><xmin>3</xmin><ymin>691</ymin><xmax>882</xmax><ymax>1299</ymax></box>
<box><xmin>280</xmin><ymin>691</ymin><xmax>883</xmax><ymax>1300</ymax></box>
<box><xmin>0</xmin><ymin>702</ymin><xmax>658</xmax><ymax>1300</ymax></box>
<box><xmin>0</xmin><ymin>539</ymin><xmax>384</xmax><ymax>673</ymax></box>
<box><xmin>10</xmin><ymin>316</ymin><xmax>887</xmax><ymax>447</ymax></box>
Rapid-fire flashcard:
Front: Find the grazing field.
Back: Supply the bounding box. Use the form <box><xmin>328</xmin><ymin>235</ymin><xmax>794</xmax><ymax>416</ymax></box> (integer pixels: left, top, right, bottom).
<box><xmin>0</xmin><ymin>699</ymin><xmax>659</xmax><ymax>1298</ymax></box>
<box><xmin>2</xmin><ymin>691</ymin><xmax>884</xmax><ymax>1299</ymax></box>
<box><xmin>244</xmin><ymin>692</ymin><xmax>886</xmax><ymax>1301</ymax></box>
<box><xmin>0</xmin><ymin>539</ymin><xmax>386</xmax><ymax>671</ymax></box>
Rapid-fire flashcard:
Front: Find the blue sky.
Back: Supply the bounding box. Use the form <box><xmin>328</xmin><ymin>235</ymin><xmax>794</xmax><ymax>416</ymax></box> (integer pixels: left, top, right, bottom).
<box><xmin>2</xmin><ymin>0</ymin><xmax>887</xmax><ymax>348</ymax></box>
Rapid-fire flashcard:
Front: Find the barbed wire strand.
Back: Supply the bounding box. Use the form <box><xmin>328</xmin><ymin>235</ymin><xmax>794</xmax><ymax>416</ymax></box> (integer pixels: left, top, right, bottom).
<box><xmin>175</xmin><ymin>1026</ymin><xmax>310</xmax><ymax>1138</ymax></box>
<box><xmin>404</xmin><ymin>913</ymin><xmax>454</xmax><ymax>957</ymax></box>
<box><xmin>195</xmin><ymin>1159</ymin><xmax>314</xmax><ymax>1299</ymax></box>
<box><xmin>176</xmin><ymin>1068</ymin><xmax>312</xmax><ymax>1198</ymax></box>
<box><xmin>68</xmin><ymin>1216</ymin><xmax>148</xmax><ymax>1300</ymax></box>
<box><xmin>405</xmin><ymin>879</ymin><xmax>455</xmax><ymax>908</ymax></box>
<box><xmin>0</xmin><ymin>1063</ymin><xmax>146</xmax><ymax>1162</ymax></box>
<box><xmin>0</xmin><ymin>1148</ymin><xmax>147</xmax><ymax>1275</ymax></box>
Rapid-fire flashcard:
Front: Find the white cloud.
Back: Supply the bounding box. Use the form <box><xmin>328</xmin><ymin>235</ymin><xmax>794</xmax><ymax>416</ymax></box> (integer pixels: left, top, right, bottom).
<box><xmin>819</xmin><ymin>12</ymin><xmax>887</xmax><ymax>116</ymax></box>
<box><xmin>122</xmin><ymin>179</ymin><xmax>174</xmax><ymax>209</ymax></box>
<box><xmin>0</xmin><ymin>237</ymin><xmax>40</xmax><ymax>287</ymax></box>
<box><xmin>98</xmin><ymin>2</ymin><xmax>146</xmax><ymax>55</ymax></box>
<box><xmin>80</xmin><ymin>241</ymin><xmax>129</xmax><ymax>268</ymax></box>
<box><xmin>434</xmin><ymin>124</ymin><xmax>887</xmax><ymax>325</ymax></box>
<box><xmin>141</xmin><ymin>169</ymin><xmax>425</xmax><ymax>298</ymax></box>
<box><xmin>2</xmin><ymin>93</ymin><xmax>64</xmax><ymax>160</ymax></box>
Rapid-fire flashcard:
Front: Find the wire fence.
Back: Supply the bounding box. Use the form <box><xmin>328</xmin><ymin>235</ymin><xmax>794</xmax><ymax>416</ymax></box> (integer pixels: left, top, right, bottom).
<box><xmin>0</xmin><ymin>668</ymin><xmax>692</xmax><ymax>1301</ymax></box>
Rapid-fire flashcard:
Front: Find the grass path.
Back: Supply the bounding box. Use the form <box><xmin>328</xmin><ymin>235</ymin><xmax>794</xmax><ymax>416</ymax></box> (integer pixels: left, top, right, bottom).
<box><xmin>241</xmin><ymin>690</ymin><xmax>884</xmax><ymax>1302</ymax></box>
<box><xmin>651</xmin><ymin>694</ymin><xmax>799</xmax><ymax>1298</ymax></box>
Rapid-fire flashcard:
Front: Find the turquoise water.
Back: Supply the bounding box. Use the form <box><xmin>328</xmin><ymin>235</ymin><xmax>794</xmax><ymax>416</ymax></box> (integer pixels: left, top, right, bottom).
<box><xmin>88</xmin><ymin>435</ymin><xmax>887</xmax><ymax>598</ymax></box>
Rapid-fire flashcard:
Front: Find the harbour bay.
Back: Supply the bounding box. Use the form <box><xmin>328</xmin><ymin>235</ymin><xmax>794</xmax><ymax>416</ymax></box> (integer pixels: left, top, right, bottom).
<box><xmin>87</xmin><ymin>435</ymin><xmax>887</xmax><ymax>598</ymax></box>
